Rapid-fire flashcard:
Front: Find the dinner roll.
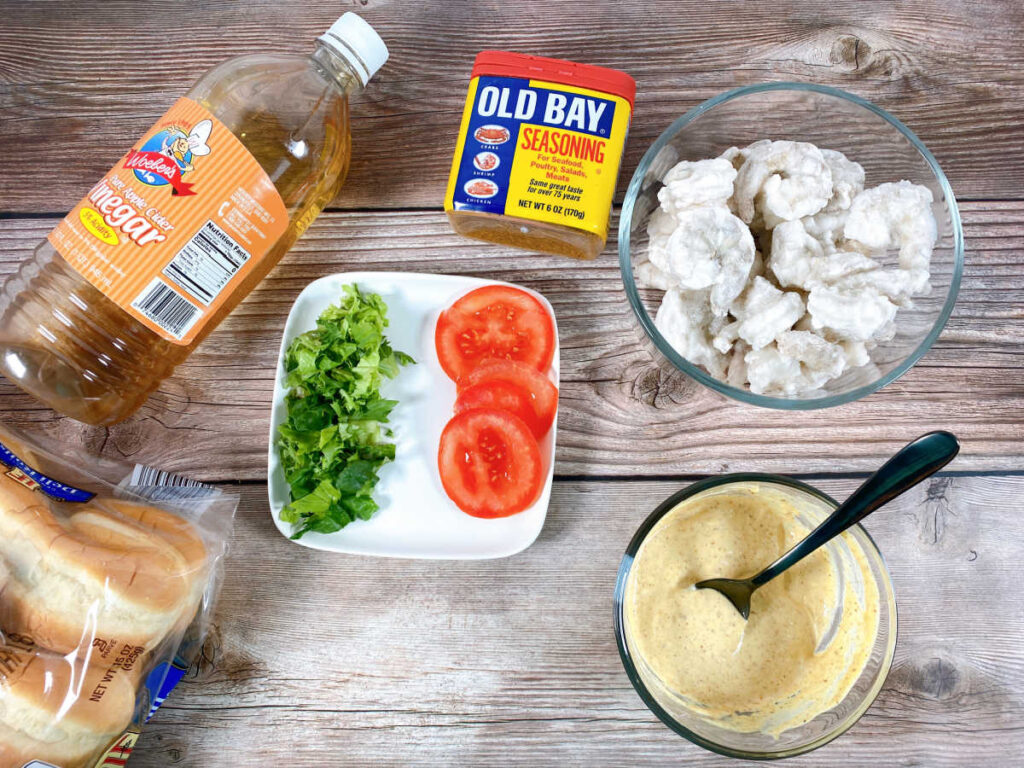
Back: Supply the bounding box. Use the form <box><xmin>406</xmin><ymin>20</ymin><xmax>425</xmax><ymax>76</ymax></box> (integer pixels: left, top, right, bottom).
<box><xmin>0</xmin><ymin>645</ymin><xmax>136</xmax><ymax>768</ymax></box>
<box><xmin>0</xmin><ymin>473</ymin><xmax>208</xmax><ymax>655</ymax></box>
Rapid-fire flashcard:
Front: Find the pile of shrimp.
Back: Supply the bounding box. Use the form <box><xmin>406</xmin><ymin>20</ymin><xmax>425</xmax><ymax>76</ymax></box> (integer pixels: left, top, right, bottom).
<box><xmin>637</xmin><ymin>140</ymin><xmax>938</xmax><ymax>397</ymax></box>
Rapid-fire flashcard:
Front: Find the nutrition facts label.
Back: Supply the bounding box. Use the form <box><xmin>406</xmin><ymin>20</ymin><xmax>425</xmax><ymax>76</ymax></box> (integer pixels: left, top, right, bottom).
<box><xmin>163</xmin><ymin>220</ymin><xmax>251</xmax><ymax>306</ymax></box>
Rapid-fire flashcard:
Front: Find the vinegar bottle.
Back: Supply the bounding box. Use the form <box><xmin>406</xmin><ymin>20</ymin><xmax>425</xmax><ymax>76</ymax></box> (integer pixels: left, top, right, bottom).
<box><xmin>0</xmin><ymin>13</ymin><xmax>388</xmax><ymax>425</ymax></box>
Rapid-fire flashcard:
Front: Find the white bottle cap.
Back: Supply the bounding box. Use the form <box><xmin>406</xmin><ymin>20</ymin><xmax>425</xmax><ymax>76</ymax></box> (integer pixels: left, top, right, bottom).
<box><xmin>318</xmin><ymin>12</ymin><xmax>389</xmax><ymax>86</ymax></box>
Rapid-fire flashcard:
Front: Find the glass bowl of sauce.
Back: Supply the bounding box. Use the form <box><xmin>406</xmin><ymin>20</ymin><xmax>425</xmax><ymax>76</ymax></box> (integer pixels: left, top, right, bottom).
<box><xmin>614</xmin><ymin>474</ymin><xmax>897</xmax><ymax>759</ymax></box>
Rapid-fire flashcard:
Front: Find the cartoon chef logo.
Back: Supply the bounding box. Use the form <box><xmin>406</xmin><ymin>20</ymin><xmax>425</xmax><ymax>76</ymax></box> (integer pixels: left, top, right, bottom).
<box><xmin>124</xmin><ymin>119</ymin><xmax>213</xmax><ymax>196</ymax></box>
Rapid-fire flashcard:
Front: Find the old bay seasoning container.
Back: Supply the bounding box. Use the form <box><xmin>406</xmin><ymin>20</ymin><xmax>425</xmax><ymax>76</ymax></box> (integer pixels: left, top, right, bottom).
<box><xmin>445</xmin><ymin>52</ymin><xmax>635</xmax><ymax>260</ymax></box>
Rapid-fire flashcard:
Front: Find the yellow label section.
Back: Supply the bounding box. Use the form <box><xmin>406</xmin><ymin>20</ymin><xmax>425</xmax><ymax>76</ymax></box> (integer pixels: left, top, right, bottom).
<box><xmin>79</xmin><ymin>207</ymin><xmax>121</xmax><ymax>245</ymax></box>
<box><xmin>507</xmin><ymin>81</ymin><xmax>630</xmax><ymax>241</ymax></box>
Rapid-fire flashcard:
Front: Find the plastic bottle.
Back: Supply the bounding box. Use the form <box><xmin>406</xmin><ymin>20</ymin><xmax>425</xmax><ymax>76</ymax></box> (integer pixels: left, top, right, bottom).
<box><xmin>0</xmin><ymin>13</ymin><xmax>388</xmax><ymax>425</ymax></box>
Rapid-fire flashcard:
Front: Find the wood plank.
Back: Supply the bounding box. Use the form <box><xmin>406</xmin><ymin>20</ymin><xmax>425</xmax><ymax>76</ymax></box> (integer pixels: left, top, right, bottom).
<box><xmin>127</xmin><ymin>476</ymin><xmax>1024</xmax><ymax>766</ymax></box>
<box><xmin>1</xmin><ymin>0</ymin><xmax>1023</xmax><ymax>212</ymax></box>
<box><xmin>0</xmin><ymin>202</ymin><xmax>1020</xmax><ymax>480</ymax></box>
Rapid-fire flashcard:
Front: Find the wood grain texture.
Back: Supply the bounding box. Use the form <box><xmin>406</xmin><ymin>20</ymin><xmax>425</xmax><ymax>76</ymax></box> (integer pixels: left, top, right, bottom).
<box><xmin>0</xmin><ymin>203</ymin><xmax>1020</xmax><ymax>481</ymax></box>
<box><xmin>1</xmin><ymin>0</ymin><xmax>1023</xmax><ymax>212</ymax></box>
<box><xmin>0</xmin><ymin>2</ymin><xmax>1021</xmax><ymax>765</ymax></box>
<box><xmin>127</xmin><ymin>476</ymin><xmax>1024</xmax><ymax>767</ymax></box>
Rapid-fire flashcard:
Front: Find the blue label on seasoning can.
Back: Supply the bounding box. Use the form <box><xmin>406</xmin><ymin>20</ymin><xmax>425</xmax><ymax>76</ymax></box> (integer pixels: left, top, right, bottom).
<box><xmin>444</xmin><ymin>72</ymin><xmax>631</xmax><ymax>241</ymax></box>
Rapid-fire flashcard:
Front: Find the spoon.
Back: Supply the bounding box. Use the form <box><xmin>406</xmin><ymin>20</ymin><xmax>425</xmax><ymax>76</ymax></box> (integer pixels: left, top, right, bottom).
<box><xmin>695</xmin><ymin>430</ymin><xmax>960</xmax><ymax>620</ymax></box>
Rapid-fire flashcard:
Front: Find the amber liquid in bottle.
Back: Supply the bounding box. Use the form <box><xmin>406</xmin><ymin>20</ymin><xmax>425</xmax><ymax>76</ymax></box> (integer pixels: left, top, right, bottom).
<box><xmin>0</xmin><ymin>43</ymin><xmax>363</xmax><ymax>425</ymax></box>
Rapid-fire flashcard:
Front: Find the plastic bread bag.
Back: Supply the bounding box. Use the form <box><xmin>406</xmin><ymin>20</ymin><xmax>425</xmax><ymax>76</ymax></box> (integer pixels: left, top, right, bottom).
<box><xmin>0</xmin><ymin>420</ymin><xmax>236</xmax><ymax>768</ymax></box>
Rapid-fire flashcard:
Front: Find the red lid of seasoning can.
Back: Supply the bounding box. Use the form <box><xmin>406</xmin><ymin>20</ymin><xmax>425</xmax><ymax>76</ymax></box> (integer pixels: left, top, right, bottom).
<box><xmin>444</xmin><ymin>52</ymin><xmax>637</xmax><ymax>260</ymax></box>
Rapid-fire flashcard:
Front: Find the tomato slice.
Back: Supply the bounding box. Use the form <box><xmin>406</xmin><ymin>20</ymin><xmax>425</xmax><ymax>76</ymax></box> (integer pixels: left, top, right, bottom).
<box><xmin>435</xmin><ymin>285</ymin><xmax>555</xmax><ymax>381</ymax></box>
<box><xmin>456</xmin><ymin>359</ymin><xmax>558</xmax><ymax>436</ymax></box>
<box><xmin>455</xmin><ymin>380</ymin><xmax>548</xmax><ymax>438</ymax></box>
<box><xmin>438</xmin><ymin>408</ymin><xmax>544</xmax><ymax>518</ymax></box>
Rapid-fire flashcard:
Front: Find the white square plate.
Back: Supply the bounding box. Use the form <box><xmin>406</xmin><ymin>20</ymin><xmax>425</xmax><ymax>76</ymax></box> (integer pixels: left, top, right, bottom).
<box><xmin>267</xmin><ymin>272</ymin><xmax>558</xmax><ymax>559</ymax></box>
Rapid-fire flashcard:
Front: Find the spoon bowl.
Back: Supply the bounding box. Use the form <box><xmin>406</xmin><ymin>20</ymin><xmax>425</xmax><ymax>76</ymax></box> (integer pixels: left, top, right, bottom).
<box><xmin>695</xmin><ymin>431</ymin><xmax>960</xmax><ymax>619</ymax></box>
<box><xmin>692</xmin><ymin>576</ymin><xmax>758</xmax><ymax>620</ymax></box>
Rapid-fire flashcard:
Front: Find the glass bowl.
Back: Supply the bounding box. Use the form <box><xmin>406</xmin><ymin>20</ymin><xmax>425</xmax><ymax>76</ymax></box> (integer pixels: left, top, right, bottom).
<box><xmin>618</xmin><ymin>83</ymin><xmax>963</xmax><ymax>409</ymax></box>
<box><xmin>613</xmin><ymin>475</ymin><xmax>898</xmax><ymax>760</ymax></box>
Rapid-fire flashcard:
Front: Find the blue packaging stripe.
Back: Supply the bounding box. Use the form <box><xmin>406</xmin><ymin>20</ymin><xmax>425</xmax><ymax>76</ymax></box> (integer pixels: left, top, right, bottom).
<box><xmin>144</xmin><ymin>660</ymin><xmax>187</xmax><ymax>722</ymax></box>
<box><xmin>0</xmin><ymin>439</ymin><xmax>94</xmax><ymax>502</ymax></box>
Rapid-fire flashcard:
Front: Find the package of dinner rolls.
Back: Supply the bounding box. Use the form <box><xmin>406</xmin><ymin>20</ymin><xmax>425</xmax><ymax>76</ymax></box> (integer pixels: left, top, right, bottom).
<box><xmin>0</xmin><ymin>420</ymin><xmax>236</xmax><ymax>768</ymax></box>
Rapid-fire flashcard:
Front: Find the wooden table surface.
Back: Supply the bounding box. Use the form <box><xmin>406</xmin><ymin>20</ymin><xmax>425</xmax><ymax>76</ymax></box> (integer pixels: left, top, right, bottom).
<box><xmin>1</xmin><ymin>1</ymin><xmax>1022</xmax><ymax>765</ymax></box>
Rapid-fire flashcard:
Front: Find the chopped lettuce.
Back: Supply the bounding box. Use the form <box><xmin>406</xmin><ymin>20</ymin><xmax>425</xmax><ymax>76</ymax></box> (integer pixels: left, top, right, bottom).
<box><xmin>277</xmin><ymin>285</ymin><xmax>413</xmax><ymax>539</ymax></box>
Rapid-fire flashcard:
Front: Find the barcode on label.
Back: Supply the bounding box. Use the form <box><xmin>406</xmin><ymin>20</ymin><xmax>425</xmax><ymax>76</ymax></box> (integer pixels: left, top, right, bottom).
<box><xmin>124</xmin><ymin>464</ymin><xmax>218</xmax><ymax>502</ymax></box>
<box><xmin>164</xmin><ymin>220</ymin><xmax>250</xmax><ymax>306</ymax></box>
<box><xmin>130</xmin><ymin>464</ymin><xmax>210</xmax><ymax>488</ymax></box>
<box><xmin>131</xmin><ymin>279</ymin><xmax>200</xmax><ymax>339</ymax></box>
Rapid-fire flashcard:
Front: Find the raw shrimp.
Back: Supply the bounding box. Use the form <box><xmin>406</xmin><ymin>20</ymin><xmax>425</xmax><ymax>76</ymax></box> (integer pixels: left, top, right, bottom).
<box><xmin>812</xmin><ymin>251</ymin><xmax>886</xmax><ymax>285</ymax></box>
<box><xmin>732</xmin><ymin>140</ymin><xmax>833</xmax><ymax>225</ymax></box>
<box><xmin>712</xmin><ymin>319</ymin><xmax>739</xmax><ymax>354</ymax></box>
<box><xmin>807</xmin><ymin>285</ymin><xmax>898</xmax><ymax>342</ymax></box>
<box><xmin>800</xmin><ymin>209</ymin><xmax>850</xmax><ymax>247</ymax></box>
<box><xmin>635</xmin><ymin>259</ymin><xmax>677</xmax><ymax>291</ymax></box>
<box><xmin>770</xmin><ymin>219</ymin><xmax>878</xmax><ymax>290</ymax></box>
<box><xmin>776</xmin><ymin>330</ymin><xmax>846</xmax><ymax>389</ymax></box>
<box><xmin>745</xmin><ymin>331</ymin><xmax>845</xmax><ymax>396</ymax></box>
<box><xmin>844</xmin><ymin>181</ymin><xmax>937</xmax><ymax>292</ymax></box>
<box><xmin>643</xmin><ymin>207</ymin><xmax>679</xmax><ymax>282</ymax></box>
<box><xmin>657</xmin><ymin>157</ymin><xmax>737</xmax><ymax>216</ymax></box>
<box><xmin>770</xmin><ymin>219</ymin><xmax>825</xmax><ymax>288</ymax></box>
<box><xmin>647</xmin><ymin>206</ymin><xmax>677</xmax><ymax>237</ymax></box>
<box><xmin>648</xmin><ymin>207</ymin><xmax>755</xmax><ymax>316</ymax></box>
<box><xmin>831</xmin><ymin>267</ymin><xmax>918</xmax><ymax>305</ymax></box>
<box><xmin>719</xmin><ymin>146</ymin><xmax>747</xmax><ymax>215</ymax></box>
<box><xmin>744</xmin><ymin>344</ymin><xmax>804</xmax><ymax>395</ymax></box>
<box><xmin>725</xmin><ymin>276</ymin><xmax>805</xmax><ymax>350</ymax></box>
<box><xmin>654</xmin><ymin>288</ymin><xmax>727</xmax><ymax>377</ymax></box>
<box><xmin>840</xmin><ymin>339</ymin><xmax>870</xmax><ymax>368</ymax></box>
<box><xmin>820</xmin><ymin>149</ymin><xmax>865</xmax><ymax>212</ymax></box>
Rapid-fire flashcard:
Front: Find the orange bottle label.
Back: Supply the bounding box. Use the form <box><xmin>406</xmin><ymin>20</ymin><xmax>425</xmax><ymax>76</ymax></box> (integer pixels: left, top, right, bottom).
<box><xmin>48</xmin><ymin>97</ymin><xmax>288</xmax><ymax>345</ymax></box>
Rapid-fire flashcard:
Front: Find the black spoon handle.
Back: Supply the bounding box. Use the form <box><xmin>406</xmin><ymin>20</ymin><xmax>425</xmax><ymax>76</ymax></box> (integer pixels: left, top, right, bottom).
<box><xmin>751</xmin><ymin>431</ymin><xmax>960</xmax><ymax>588</ymax></box>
